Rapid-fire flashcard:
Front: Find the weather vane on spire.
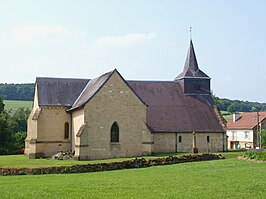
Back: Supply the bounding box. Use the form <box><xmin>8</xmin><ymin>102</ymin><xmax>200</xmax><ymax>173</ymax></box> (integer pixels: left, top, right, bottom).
<box><xmin>190</xmin><ymin>26</ymin><xmax>192</xmax><ymax>40</ymax></box>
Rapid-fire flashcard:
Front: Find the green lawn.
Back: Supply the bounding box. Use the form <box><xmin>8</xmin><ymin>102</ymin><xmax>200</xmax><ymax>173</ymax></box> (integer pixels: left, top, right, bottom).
<box><xmin>0</xmin><ymin>157</ymin><xmax>265</xmax><ymax>198</ymax></box>
<box><xmin>3</xmin><ymin>100</ymin><xmax>32</xmax><ymax>114</ymax></box>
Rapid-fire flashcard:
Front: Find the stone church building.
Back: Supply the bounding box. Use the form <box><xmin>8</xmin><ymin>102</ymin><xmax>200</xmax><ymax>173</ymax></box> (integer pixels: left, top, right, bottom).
<box><xmin>25</xmin><ymin>40</ymin><xmax>226</xmax><ymax>160</ymax></box>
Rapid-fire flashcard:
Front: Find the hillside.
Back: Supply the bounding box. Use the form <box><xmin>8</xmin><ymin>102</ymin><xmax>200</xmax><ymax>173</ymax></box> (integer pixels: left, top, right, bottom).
<box><xmin>3</xmin><ymin>100</ymin><xmax>32</xmax><ymax>114</ymax></box>
<box><xmin>0</xmin><ymin>83</ymin><xmax>34</xmax><ymax>101</ymax></box>
<box><xmin>213</xmin><ymin>96</ymin><xmax>266</xmax><ymax>112</ymax></box>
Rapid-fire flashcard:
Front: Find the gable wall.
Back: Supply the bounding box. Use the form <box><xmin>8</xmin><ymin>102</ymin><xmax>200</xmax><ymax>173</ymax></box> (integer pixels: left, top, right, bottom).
<box><xmin>78</xmin><ymin>72</ymin><xmax>152</xmax><ymax>160</ymax></box>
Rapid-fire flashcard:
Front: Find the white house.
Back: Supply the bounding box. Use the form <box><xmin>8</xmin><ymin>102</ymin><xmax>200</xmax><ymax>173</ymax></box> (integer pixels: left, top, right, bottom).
<box><xmin>226</xmin><ymin>112</ymin><xmax>266</xmax><ymax>149</ymax></box>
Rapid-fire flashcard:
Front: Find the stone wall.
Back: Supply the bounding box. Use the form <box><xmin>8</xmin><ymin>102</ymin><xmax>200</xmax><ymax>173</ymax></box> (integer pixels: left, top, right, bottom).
<box><xmin>0</xmin><ymin>154</ymin><xmax>224</xmax><ymax>176</ymax></box>
<box><xmin>33</xmin><ymin>107</ymin><xmax>71</xmax><ymax>157</ymax></box>
<box><xmin>153</xmin><ymin>132</ymin><xmax>226</xmax><ymax>153</ymax></box>
<box><xmin>153</xmin><ymin>133</ymin><xmax>176</xmax><ymax>153</ymax></box>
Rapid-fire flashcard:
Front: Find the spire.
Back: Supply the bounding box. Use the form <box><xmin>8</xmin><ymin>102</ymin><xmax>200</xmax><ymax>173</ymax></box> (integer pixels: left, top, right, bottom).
<box><xmin>174</xmin><ymin>40</ymin><xmax>209</xmax><ymax>81</ymax></box>
<box><xmin>184</xmin><ymin>40</ymin><xmax>199</xmax><ymax>72</ymax></box>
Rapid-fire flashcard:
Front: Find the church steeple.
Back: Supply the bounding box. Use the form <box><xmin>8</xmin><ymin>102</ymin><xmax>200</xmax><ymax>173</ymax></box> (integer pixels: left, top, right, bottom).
<box><xmin>175</xmin><ymin>40</ymin><xmax>211</xmax><ymax>95</ymax></box>
<box><xmin>175</xmin><ymin>40</ymin><xmax>209</xmax><ymax>81</ymax></box>
<box><xmin>184</xmin><ymin>40</ymin><xmax>199</xmax><ymax>72</ymax></box>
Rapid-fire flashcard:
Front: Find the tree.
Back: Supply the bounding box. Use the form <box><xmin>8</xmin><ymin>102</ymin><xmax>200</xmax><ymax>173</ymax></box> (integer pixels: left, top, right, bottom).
<box><xmin>0</xmin><ymin>110</ymin><xmax>12</xmax><ymax>154</ymax></box>
<box><xmin>9</xmin><ymin>107</ymin><xmax>30</xmax><ymax>133</ymax></box>
<box><xmin>261</xmin><ymin>129</ymin><xmax>266</xmax><ymax>148</ymax></box>
<box><xmin>0</xmin><ymin>96</ymin><xmax>4</xmax><ymax>113</ymax></box>
<box><xmin>0</xmin><ymin>101</ymin><xmax>30</xmax><ymax>154</ymax></box>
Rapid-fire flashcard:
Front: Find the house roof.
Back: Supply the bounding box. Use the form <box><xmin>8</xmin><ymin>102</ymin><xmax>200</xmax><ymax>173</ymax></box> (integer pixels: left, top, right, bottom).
<box><xmin>36</xmin><ymin>77</ymin><xmax>89</xmax><ymax>106</ymax></box>
<box><xmin>227</xmin><ymin>112</ymin><xmax>266</xmax><ymax>130</ymax></box>
<box><xmin>128</xmin><ymin>81</ymin><xmax>224</xmax><ymax>133</ymax></box>
<box><xmin>175</xmin><ymin>40</ymin><xmax>210</xmax><ymax>80</ymax></box>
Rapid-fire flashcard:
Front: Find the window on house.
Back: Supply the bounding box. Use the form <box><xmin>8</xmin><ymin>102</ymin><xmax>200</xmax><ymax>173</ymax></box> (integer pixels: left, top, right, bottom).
<box><xmin>232</xmin><ymin>131</ymin><xmax>236</xmax><ymax>140</ymax></box>
<box><xmin>207</xmin><ymin>136</ymin><xmax>210</xmax><ymax>143</ymax></box>
<box><xmin>64</xmin><ymin>122</ymin><xmax>69</xmax><ymax>139</ymax></box>
<box><xmin>244</xmin><ymin>131</ymin><xmax>249</xmax><ymax>139</ymax></box>
<box><xmin>179</xmin><ymin>136</ymin><xmax>182</xmax><ymax>142</ymax></box>
<box><xmin>111</xmin><ymin>122</ymin><xmax>119</xmax><ymax>143</ymax></box>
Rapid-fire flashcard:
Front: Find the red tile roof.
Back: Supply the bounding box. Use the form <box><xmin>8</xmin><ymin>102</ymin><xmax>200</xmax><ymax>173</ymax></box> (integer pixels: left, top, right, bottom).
<box><xmin>227</xmin><ymin>112</ymin><xmax>266</xmax><ymax>130</ymax></box>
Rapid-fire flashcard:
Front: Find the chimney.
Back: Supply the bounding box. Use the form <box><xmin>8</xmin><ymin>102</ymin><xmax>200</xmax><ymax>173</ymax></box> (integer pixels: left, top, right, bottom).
<box><xmin>233</xmin><ymin>112</ymin><xmax>240</xmax><ymax>122</ymax></box>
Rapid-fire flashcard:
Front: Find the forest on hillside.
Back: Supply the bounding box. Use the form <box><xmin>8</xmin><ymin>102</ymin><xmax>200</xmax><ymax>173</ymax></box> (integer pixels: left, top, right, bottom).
<box><xmin>213</xmin><ymin>96</ymin><xmax>266</xmax><ymax>112</ymax></box>
<box><xmin>1</xmin><ymin>83</ymin><xmax>266</xmax><ymax>112</ymax></box>
<box><xmin>0</xmin><ymin>83</ymin><xmax>34</xmax><ymax>101</ymax></box>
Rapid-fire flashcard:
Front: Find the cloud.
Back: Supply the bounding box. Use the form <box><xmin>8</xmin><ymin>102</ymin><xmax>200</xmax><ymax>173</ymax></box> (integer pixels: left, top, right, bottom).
<box><xmin>11</xmin><ymin>25</ymin><xmax>65</xmax><ymax>42</ymax></box>
<box><xmin>96</xmin><ymin>32</ymin><xmax>157</xmax><ymax>47</ymax></box>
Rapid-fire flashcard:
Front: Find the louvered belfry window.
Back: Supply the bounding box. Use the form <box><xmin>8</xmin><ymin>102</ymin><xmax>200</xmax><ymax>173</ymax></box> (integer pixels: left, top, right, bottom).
<box><xmin>111</xmin><ymin>122</ymin><xmax>119</xmax><ymax>143</ymax></box>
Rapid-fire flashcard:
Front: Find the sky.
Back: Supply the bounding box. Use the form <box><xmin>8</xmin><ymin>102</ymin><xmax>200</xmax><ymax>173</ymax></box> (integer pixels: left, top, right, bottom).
<box><xmin>0</xmin><ymin>0</ymin><xmax>265</xmax><ymax>102</ymax></box>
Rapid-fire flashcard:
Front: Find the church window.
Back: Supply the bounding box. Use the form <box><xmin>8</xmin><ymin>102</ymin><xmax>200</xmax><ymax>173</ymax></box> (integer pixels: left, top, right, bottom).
<box><xmin>207</xmin><ymin>136</ymin><xmax>210</xmax><ymax>143</ymax></box>
<box><xmin>111</xmin><ymin>122</ymin><xmax>119</xmax><ymax>143</ymax></box>
<box><xmin>179</xmin><ymin>136</ymin><xmax>182</xmax><ymax>142</ymax></box>
<box><xmin>64</xmin><ymin>122</ymin><xmax>69</xmax><ymax>139</ymax></box>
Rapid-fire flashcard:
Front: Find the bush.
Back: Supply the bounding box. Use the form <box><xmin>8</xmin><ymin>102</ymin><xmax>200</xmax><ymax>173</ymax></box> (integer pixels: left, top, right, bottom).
<box><xmin>245</xmin><ymin>149</ymin><xmax>266</xmax><ymax>161</ymax></box>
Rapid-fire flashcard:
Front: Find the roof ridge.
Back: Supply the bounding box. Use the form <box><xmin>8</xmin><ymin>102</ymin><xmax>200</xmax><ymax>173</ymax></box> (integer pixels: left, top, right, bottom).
<box><xmin>69</xmin><ymin>70</ymin><xmax>115</xmax><ymax>111</ymax></box>
<box><xmin>36</xmin><ymin>77</ymin><xmax>90</xmax><ymax>80</ymax></box>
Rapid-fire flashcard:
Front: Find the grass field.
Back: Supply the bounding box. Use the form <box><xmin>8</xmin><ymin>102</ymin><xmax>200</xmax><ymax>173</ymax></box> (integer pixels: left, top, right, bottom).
<box><xmin>3</xmin><ymin>100</ymin><xmax>32</xmax><ymax>114</ymax></box>
<box><xmin>221</xmin><ymin>111</ymin><xmax>232</xmax><ymax>121</ymax></box>
<box><xmin>0</xmin><ymin>156</ymin><xmax>265</xmax><ymax>198</ymax></box>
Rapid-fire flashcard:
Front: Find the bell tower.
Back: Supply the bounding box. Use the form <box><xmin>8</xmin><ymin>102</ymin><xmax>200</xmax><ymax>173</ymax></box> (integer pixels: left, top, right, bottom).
<box><xmin>175</xmin><ymin>40</ymin><xmax>211</xmax><ymax>95</ymax></box>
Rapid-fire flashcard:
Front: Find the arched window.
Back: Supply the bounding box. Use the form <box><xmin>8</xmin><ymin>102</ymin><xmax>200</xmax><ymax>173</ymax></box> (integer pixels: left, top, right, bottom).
<box><xmin>111</xmin><ymin>122</ymin><xmax>119</xmax><ymax>143</ymax></box>
<box><xmin>207</xmin><ymin>136</ymin><xmax>210</xmax><ymax>143</ymax></box>
<box><xmin>64</xmin><ymin>122</ymin><xmax>69</xmax><ymax>139</ymax></box>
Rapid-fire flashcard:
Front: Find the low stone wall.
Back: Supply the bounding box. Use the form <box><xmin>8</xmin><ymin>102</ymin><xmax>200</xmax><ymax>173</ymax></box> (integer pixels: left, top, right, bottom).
<box><xmin>0</xmin><ymin>154</ymin><xmax>224</xmax><ymax>176</ymax></box>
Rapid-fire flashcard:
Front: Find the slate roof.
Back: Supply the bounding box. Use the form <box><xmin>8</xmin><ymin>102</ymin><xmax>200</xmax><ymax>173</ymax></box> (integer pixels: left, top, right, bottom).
<box><xmin>175</xmin><ymin>40</ymin><xmax>210</xmax><ymax>80</ymax></box>
<box><xmin>36</xmin><ymin>77</ymin><xmax>89</xmax><ymax>106</ymax></box>
<box><xmin>227</xmin><ymin>112</ymin><xmax>266</xmax><ymax>130</ymax></box>
<box><xmin>128</xmin><ymin>81</ymin><xmax>224</xmax><ymax>133</ymax></box>
<box><xmin>70</xmin><ymin>71</ymin><xmax>113</xmax><ymax>110</ymax></box>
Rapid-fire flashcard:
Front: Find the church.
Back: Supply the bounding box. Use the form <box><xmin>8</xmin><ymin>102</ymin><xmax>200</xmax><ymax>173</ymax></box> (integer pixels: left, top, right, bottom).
<box><xmin>25</xmin><ymin>40</ymin><xmax>227</xmax><ymax>160</ymax></box>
